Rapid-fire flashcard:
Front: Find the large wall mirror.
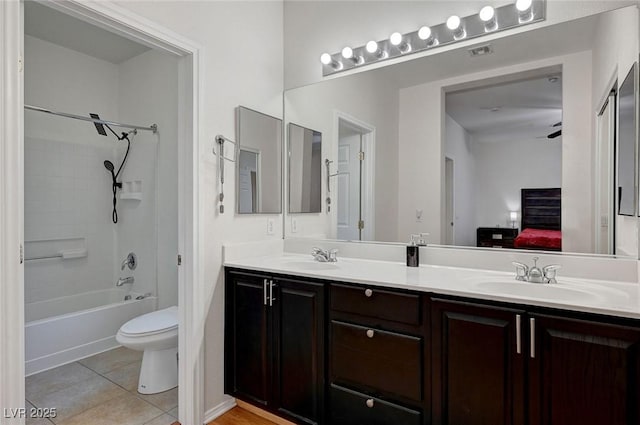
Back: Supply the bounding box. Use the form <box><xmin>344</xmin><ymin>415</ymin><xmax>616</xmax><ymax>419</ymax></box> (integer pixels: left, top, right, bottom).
<box><xmin>288</xmin><ymin>123</ymin><xmax>322</xmax><ymax>213</ymax></box>
<box><xmin>283</xmin><ymin>5</ymin><xmax>640</xmax><ymax>258</ymax></box>
<box><xmin>237</xmin><ymin>106</ymin><xmax>282</xmax><ymax>214</ymax></box>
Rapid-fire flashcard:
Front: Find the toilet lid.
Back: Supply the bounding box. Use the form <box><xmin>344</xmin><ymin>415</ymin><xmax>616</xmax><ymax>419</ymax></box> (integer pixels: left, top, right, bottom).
<box><xmin>120</xmin><ymin>306</ymin><xmax>178</xmax><ymax>336</ymax></box>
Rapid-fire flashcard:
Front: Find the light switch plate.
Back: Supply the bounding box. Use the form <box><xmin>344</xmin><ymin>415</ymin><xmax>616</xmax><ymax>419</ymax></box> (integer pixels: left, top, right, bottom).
<box><xmin>267</xmin><ymin>218</ymin><xmax>275</xmax><ymax>235</ymax></box>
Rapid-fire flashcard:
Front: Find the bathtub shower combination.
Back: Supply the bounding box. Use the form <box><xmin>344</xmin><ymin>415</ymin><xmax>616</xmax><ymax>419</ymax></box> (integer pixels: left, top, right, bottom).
<box><xmin>25</xmin><ymin>289</ymin><xmax>155</xmax><ymax>376</ymax></box>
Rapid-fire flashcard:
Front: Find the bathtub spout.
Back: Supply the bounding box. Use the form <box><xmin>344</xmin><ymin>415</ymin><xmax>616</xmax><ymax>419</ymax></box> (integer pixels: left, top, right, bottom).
<box><xmin>116</xmin><ymin>276</ymin><xmax>134</xmax><ymax>287</ymax></box>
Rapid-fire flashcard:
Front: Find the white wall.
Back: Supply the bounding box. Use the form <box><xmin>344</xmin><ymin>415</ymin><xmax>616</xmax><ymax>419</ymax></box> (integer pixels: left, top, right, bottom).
<box><xmin>591</xmin><ymin>6</ymin><xmax>640</xmax><ymax>257</ymax></box>
<box><xmin>399</xmin><ymin>51</ymin><xmax>593</xmax><ymax>252</ymax></box>
<box><xmin>444</xmin><ymin>115</ymin><xmax>476</xmax><ymax>246</ymax></box>
<box><xmin>24</xmin><ymin>35</ymin><xmax>119</xmax><ymax>304</ymax></box>
<box><xmin>284</xmin><ymin>0</ymin><xmax>636</xmax><ymax>89</ymax></box>
<box><xmin>118</xmin><ymin>49</ymin><xmax>179</xmax><ymax>308</ymax></box>
<box><xmin>473</xmin><ymin>138</ymin><xmax>563</xmax><ymax>229</ymax></box>
<box><xmin>114</xmin><ymin>0</ymin><xmax>284</xmax><ymax>413</ymax></box>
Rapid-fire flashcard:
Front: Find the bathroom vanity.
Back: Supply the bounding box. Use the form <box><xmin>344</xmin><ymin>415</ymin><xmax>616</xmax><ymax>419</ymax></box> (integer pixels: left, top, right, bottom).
<box><xmin>224</xmin><ymin>254</ymin><xmax>640</xmax><ymax>425</ymax></box>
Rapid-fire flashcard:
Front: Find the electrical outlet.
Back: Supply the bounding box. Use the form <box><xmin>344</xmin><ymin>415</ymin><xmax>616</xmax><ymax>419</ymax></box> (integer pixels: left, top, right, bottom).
<box><xmin>291</xmin><ymin>217</ymin><xmax>298</xmax><ymax>233</ymax></box>
<box><xmin>267</xmin><ymin>218</ymin><xmax>275</xmax><ymax>235</ymax></box>
<box><xmin>416</xmin><ymin>209</ymin><xmax>423</xmax><ymax>222</ymax></box>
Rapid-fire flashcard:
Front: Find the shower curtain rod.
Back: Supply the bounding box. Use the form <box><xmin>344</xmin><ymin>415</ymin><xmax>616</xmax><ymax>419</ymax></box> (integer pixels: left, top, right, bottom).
<box><xmin>25</xmin><ymin>104</ymin><xmax>158</xmax><ymax>134</ymax></box>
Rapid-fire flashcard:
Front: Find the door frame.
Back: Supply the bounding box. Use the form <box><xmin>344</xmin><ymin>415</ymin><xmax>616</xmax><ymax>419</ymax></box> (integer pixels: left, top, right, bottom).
<box><xmin>444</xmin><ymin>157</ymin><xmax>455</xmax><ymax>245</ymax></box>
<box><xmin>333</xmin><ymin>110</ymin><xmax>376</xmax><ymax>241</ymax></box>
<box><xmin>0</xmin><ymin>1</ymin><xmax>205</xmax><ymax>424</ymax></box>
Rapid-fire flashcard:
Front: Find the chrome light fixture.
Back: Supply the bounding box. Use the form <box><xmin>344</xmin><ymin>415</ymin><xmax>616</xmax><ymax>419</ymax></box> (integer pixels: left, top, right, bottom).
<box><xmin>341</xmin><ymin>47</ymin><xmax>363</xmax><ymax>65</ymax></box>
<box><xmin>479</xmin><ymin>6</ymin><xmax>498</xmax><ymax>31</ymax></box>
<box><xmin>366</xmin><ymin>40</ymin><xmax>388</xmax><ymax>59</ymax></box>
<box><xmin>418</xmin><ymin>26</ymin><xmax>438</xmax><ymax>47</ymax></box>
<box><xmin>516</xmin><ymin>0</ymin><xmax>534</xmax><ymax>22</ymax></box>
<box><xmin>320</xmin><ymin>0</ymin><xmax>546</xmax><ymax>76</ymax></box>
<box><xmin>446</xmin><ymin>15</ymin><xmax>466</xmax><ymax>40</ymax></box>
<box><xmin>320</xmin><ymin>52</ymin><xmax>342</xmax><ymax>70</ymax></box>
<box><xmin>390</xmin><ymin>32</ymin><xmax>411</xmax><ymax>53</ymax></box>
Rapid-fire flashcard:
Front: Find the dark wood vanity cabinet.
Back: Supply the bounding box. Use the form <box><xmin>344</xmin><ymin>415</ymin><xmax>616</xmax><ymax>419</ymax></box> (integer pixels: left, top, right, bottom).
<box><xmin>431</xmin><ymin>298</ymin><xmax>526</xmax><ymax>425</ymax></box>
<box><xmin>225</xmin><ymin>267</ymin><xmax>640</xmax><ymax>425</ymax></box>
<box><xmin>329</xmin><ymin>283</ymin><xmax>429</xmax><ymax>425</ymax></box>
<box><xmin>431</xmin><ymin>297</ymin><xmax>640</xmax><ymax>425</ymax></box>
<box><xmin>528</xmin><ymin>314</ymin><xmax>640</xmax><ymax>425</ymax></box>
<box><xmin>225</xmin><ymin>270</ymin><xmax>325</xmax><ymax>424</ymax></box>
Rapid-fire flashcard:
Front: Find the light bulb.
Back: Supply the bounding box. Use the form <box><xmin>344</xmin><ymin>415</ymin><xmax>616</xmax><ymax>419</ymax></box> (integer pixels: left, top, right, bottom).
<box><xmin>479</xmin><ymin>6</ymin><xmax>495</xmax><ymax>22</ymax></box>
<box><xmin>390</xmin><ymin>32</ymin><xmax>403</xmax><ymax>46</ymax></box>
<box><xmin>515</xmin><ymin>0</ymin><xmax>532</xmax><ymax>11</ymax></box>
<box><xmin>320</xmin><ymin>53</ymin><xmax>332</xmax><ymax>65</ymax></box>
<box><xmin>446</xmin><ymin>15</ymin><xmax>461</xmax><ymax>30</ymax></box>
<box><xmin>341</xmin><ymin>47</ymin><xmax>353</xmax><ymax>59</ymax></box>
<box><xmin>366</xmin><ymin>40</ymin><xmax>378</xmax><ymax>53</ymax></box>
<box><xmin>418</xmin><ymin>26</ymin><xmax>432</xmax><ymax>40</ymax></box>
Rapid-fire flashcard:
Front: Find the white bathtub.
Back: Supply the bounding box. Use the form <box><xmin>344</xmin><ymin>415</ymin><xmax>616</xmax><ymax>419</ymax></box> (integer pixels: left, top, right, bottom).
<box><xmin>25</xmin><ymin>289</ymin><xmax>156</xmax><ymax>376</ymax></box>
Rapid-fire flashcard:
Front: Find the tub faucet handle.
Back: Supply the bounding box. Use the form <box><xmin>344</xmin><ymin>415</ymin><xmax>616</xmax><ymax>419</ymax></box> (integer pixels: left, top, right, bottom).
<box><xmin>121</xmin><ymin>252</ymin><xmax>137</xmax><ymax>271</ymax></box>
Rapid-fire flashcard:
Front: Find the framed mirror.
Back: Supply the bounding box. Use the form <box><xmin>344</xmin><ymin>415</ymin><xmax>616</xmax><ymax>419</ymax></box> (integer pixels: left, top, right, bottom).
<box><xmin>283</xmin><ymin>5</ymin><xmax>640</xmax><ymax>258</ymax></box>
<box><xmin>236</xmin><ymin>106</ymin><xmax>282</xmax><ymax>214</ymax></box>
<box><xmin>288</xmin><ymin>123</ymin><xmax>322</xmax><ymax>213</ymax></box>
<box><xmin>617</xmin><ymin>63</ymin><xmax>637</xmax><ymax>217</ymax></box>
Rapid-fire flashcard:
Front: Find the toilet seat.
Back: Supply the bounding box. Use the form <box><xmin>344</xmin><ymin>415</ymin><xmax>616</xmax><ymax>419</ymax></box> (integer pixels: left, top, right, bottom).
<box><xmin>119</xmin><ymin>306</ymin><xmax>178</xmax><ymax>337</ymax></box>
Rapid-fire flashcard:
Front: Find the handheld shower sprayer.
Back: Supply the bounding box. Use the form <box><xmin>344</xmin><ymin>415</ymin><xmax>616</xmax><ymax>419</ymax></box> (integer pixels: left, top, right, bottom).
<box><xmin>95</xmin><ymin>112</ymin><xmax>134</xmax><ymax>224</ymax></box>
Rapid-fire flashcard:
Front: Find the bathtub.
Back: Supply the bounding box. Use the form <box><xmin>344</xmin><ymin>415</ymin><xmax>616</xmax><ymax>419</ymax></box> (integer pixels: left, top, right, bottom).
<box><xmin>25</xmin><ymin>289</ymin><xmax>156</xmax><ymax>376</ymax></box>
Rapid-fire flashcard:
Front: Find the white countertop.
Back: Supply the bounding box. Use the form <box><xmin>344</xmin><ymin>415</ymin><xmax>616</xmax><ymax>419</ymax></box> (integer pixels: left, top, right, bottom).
<box><xmin>225</xmin><ymin>253</ymin><xmax>640</xmax><ymax>320</ymax></box>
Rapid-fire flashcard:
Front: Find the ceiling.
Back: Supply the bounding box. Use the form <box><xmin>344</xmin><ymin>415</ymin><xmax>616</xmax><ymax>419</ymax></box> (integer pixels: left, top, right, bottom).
<box><xmin>24</xmin><ymin>1</ymin><xmax>151</xmax><ymax>64</ymax></box>
<box><xmin>446</xmin><ymin>75</ymin><xmax>563</xmax><ymax>143</ymax></box>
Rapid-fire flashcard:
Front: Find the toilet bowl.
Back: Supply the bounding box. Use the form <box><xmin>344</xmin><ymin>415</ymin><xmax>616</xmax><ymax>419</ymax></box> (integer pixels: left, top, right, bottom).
<box><xmin>116</xmin><ymin>306</ymin><xmax>178</xmax><ymax>394</ymax></box>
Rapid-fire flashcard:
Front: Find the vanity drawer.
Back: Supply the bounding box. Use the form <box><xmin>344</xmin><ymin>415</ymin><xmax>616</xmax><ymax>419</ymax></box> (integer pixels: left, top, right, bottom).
<box><xmin>331</xmin><ymin>320</ymin><xmax>422</xmax><ymax>401</ymax></box>
<box><xmin>330</xmin><ymin>384</ymin><xmax>422</xmax><ymax>425</ymax></box>
<box><xmin>330</xmin><ymin>283</ymin><xmax>421</xmax><ymax>326</ymax></box>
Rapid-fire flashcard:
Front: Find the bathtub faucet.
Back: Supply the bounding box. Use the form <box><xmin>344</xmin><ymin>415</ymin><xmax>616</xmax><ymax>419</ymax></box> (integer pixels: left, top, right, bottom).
<box><xmin>116</xmin><ymin>276</ymin><xmax>135</xmax><ymax>287</ymax></box>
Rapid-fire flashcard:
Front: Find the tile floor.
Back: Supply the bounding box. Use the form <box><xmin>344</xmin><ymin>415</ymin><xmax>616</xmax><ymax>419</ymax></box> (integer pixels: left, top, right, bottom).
<box><xmin>25</xmin><ymin>347</ymin><xmax>178</xmax><ymax>425</ymax></box>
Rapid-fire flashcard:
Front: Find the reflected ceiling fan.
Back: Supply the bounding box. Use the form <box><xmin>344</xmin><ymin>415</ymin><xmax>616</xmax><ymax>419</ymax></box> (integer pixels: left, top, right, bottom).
<box><xmin>547</xmin><ymin>121</ymin><xmax>562</xmax><ymax>139</ymax></box>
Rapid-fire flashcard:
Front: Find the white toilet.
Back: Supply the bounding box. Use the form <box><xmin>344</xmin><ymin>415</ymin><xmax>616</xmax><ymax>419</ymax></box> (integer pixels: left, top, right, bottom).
<box><xmin>116</xmin><ymin>306</ymin><xmax>178</xmax><ymax>394</ymax></box>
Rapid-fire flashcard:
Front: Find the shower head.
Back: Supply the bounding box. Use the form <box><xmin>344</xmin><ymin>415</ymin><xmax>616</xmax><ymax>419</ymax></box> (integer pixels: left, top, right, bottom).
<box><xmin>90</xmin><ymin>113</ymin><xmax>107</xmax><ymax>136</ymax></box>
<box><xmin>103</xmin><ymin>160</ymin><xmax>115</xmax><ymax>172</ymax></box>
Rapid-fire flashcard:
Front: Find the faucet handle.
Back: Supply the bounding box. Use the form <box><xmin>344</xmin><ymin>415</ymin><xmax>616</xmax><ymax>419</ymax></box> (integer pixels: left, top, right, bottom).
<box><xmin>543</xmin><ymin>265</ymin><xmax>561</xmax><ymax>284</ymax></box>
<box><xmin>329</xmin><ymin>249</ymin><xmax>338</xmax><ymax>262</ymax></box>
<box><xmin>512</xmin><ymin>261</ymin><xmax>529</xmax><ymax>281</ymax></box>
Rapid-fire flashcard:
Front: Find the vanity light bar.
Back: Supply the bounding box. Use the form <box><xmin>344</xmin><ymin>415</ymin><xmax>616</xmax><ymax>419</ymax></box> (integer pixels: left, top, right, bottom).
<box><xmin>320</xmin><ymin>0</ymin><xmax>546</xmax><ymax>76</ymax></box>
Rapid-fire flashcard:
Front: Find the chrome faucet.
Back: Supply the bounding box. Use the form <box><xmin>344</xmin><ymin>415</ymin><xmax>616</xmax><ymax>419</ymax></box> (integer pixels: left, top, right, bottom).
<box><xmin>512</xmin><ymin>257</ymin><xmax>561</xmax><ymax>284</ymax></box>
<box><xmin>311</xmin><ymin>247</ymin><xmax>338</xmax><ymax>262</ymax></box>
<box><xmin>116</xmin><ymin>276</ymin><xmax>135</xmax><ymax>287</ymax></box>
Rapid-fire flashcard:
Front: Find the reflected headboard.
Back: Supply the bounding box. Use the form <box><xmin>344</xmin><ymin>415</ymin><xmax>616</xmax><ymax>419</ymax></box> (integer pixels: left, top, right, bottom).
<box><xmin>521</xmin><ymin>188</ymin><xmax>561</xmax><ymax>230</ymax></box>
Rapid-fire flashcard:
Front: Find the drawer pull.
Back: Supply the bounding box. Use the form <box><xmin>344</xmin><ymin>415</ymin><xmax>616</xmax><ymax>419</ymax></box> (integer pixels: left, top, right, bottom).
<box><xmin>364</xmin><ymin>288</ymin><xmax>373</xmax><ymax>297</ymax></box>
<box><xmin>366</xmin><ymin>329</ymin><xmax>375</xmax><ymax>338</ymax></box>
<box><xmin>365</xmin><ymin>398</ymin><xmax>374</xmax><ymax>408</ymax></box>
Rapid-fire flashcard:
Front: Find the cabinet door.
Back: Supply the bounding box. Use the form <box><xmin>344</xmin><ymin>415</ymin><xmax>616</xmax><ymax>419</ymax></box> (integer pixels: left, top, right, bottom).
<box><xmin>225</xmin><ymin>271</ymin><xmax>271</xmax><ymax>407</ymax></box>
<box><xmin>273</xmin><ymin>278</ymin><xmax>325</xmax><ymax>424</ymax></box>
<box><xmin>431</xmin><ymin>298</ymin><xmax>525</xmax><ymax>425</ymax></box>
<box><xmin>529</xmin><ymin>314</ymin><xmax>640</xmax><ymax>425</ymax></box>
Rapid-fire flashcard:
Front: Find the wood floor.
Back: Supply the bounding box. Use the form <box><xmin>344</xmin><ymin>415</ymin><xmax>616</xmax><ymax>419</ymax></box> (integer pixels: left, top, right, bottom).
<box><xmin>208</xmin><ymin>407</ymin><xmax>276</xmax><ymax>425</ymax></box>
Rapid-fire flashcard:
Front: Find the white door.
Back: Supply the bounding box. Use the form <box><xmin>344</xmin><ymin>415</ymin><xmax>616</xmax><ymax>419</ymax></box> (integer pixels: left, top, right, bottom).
<box><xmin>337</xmin><ymin>133</ymin><xmax>362</xmax><ymax>241</ymax></box>
<box><xmin>596</xmin><ymin>94</ymin><xmax>616</xmax><ymax>254</ymax></box>
<box><xmin>445</xmin><ymin>157</ymin><xmax>455</xmax><ymax>245</ymax></box>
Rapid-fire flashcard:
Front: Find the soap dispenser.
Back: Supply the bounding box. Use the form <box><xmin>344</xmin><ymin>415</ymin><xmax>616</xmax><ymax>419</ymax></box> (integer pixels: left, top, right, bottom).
<box><xmin>407</xmin><ymin>234</ymin><xmax>419</xmax><ymax>267</ymax></box>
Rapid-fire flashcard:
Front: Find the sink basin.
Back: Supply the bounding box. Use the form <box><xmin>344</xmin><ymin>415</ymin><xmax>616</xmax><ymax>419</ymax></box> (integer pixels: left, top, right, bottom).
<box><xmin>472</xmin><ymin>281</ymin><xmax>602</xmax><ymax>304</ymax></box>
<box><xmin>282</xmin><ymin>260</ymin><xmax>339</xmax><ymax>271</ymax></box>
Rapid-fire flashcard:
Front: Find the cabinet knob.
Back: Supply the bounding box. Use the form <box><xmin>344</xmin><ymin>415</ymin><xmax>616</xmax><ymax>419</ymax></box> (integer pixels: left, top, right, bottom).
<box><xmin>365</xmin><ymin>398</ymin><xmax>374</xmax><ymax>408</ymax></box>
<box><xmin>366</xmin><ymin>329</ymin><xmax>375</xmax><ymax>338</ymax></box>
<box><xmin>364</xmin><ymin>288</ymin><xmax>373</xmax><ymax>297</ymax></box>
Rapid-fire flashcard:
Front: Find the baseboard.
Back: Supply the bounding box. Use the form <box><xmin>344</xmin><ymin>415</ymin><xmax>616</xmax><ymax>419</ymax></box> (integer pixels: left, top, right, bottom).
<box><xmin>203</xmin><ymin>396</ymin><xmax>236</xmax><ymax>424</ymax></box>
<box><xmin>236</xmin><ymin>400</ymin><xmax>297</xmax><ymax>425</ymax></box>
